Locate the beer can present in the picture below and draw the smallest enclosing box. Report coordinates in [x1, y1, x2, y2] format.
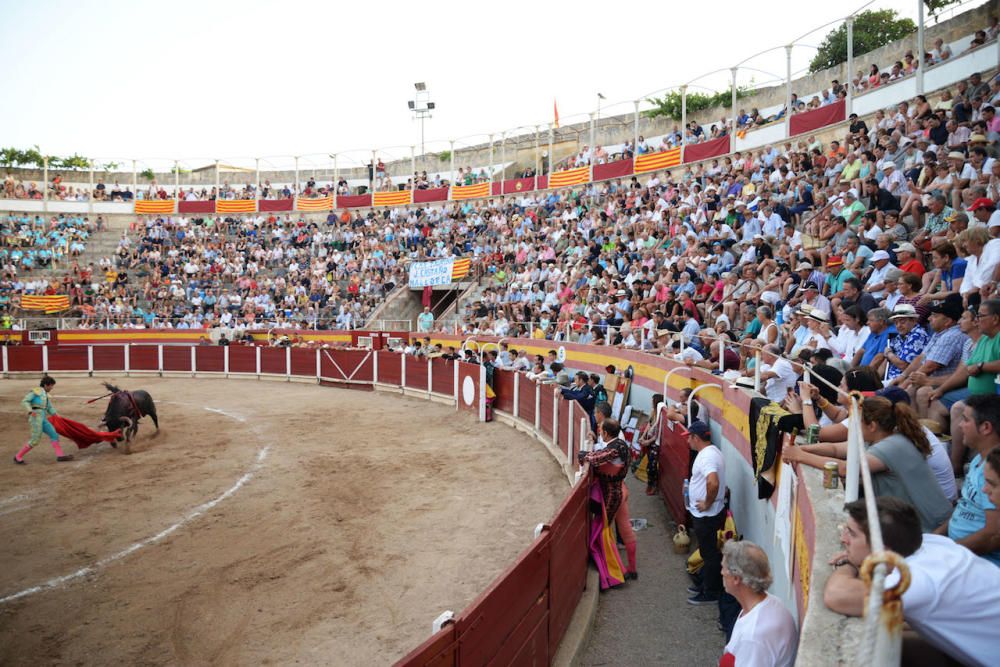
[823, 461, 839, 489]
[806, 424, 820, 444]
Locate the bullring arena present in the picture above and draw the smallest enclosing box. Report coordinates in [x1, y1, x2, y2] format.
[0, 375, 567, 665]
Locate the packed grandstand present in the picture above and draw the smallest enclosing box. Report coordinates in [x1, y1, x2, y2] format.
[4, 4, 1000, 666]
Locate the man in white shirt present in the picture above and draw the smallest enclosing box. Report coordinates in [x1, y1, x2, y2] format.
[824, 497, 1000, 667]
[864, 250, 896, 299]
[721, 541, 798, 667]
[757, 345, 798, 402]
[687, 420, 727, 605]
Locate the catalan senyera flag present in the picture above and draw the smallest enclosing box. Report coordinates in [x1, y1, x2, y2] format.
[373, 190, 412, 207]
[450, 182, 491, 201]
[296, 196, 334, 211]
[134, 199, 175, 214]
[21, 294, 70, 313]
[548, 166, 590, 188]
[216, 199, 256, 213]
[633, 147, 682, 174]
[451, 258, 472, 281]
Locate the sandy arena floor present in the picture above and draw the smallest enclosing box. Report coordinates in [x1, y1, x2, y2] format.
[0, 377, 567, 666]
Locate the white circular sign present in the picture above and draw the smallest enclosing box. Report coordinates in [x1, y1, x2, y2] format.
[556, 346, 566, 363]
[462, 376, 475, 406]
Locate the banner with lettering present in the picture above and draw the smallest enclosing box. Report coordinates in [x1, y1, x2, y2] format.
[408, 258, 461, 287]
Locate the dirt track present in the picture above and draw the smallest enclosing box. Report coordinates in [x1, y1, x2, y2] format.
[0, 377, 567, 665]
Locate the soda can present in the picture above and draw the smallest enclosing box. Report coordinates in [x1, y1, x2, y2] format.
[823, 461, 839, 489]
[806, 424, 820, 444]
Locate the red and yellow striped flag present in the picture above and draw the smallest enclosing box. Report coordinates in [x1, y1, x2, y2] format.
[548, 166, 589, 188]
[451, 258, 472, 281]
[450, 182, 491, 201]
[373, 190, 412, 207]
[633, 148, 681, 174]
[296, 196, 334, 211]
[20, 294, 70, 313]
[135, 200, 175, 214]
[216, 199, 256, 213]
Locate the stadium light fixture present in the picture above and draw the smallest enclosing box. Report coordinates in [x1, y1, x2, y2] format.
[409, 82, 434, 157]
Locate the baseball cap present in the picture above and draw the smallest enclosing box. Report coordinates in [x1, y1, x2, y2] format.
[796, 262, 814, 271]
[687, 420, 711, 440]
[879, 161, 896, 171]
[827, 256, 844, 268]
[969, 197, 996, 212]
[930, 300, 963, 320]
[947, 151, 966, 161]
[871, 250, 891, 262]
[895, 242, 917, 254]
[802, 280, 819, 291]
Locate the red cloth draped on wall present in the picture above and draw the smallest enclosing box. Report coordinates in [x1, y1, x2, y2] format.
[790, 100, 846, 136]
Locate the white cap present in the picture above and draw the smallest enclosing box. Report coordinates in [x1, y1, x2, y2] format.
[872, 250, 891, 262]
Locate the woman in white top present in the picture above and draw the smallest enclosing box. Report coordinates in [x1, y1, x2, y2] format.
[755, 305, 779, 345]
[828, 305, 871, 361]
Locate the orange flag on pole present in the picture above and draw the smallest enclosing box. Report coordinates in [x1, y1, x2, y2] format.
[554, 99, 560, 129]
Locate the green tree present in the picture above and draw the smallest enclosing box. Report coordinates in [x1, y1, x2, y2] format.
[925, 0, 962, 16]
[809, 9, 916, 73]
[140, 168, 155, 180]
[437, 150, 451, 162]
[644, 87, 752, 122]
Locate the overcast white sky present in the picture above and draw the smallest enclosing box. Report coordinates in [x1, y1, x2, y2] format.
[0, 0, 986, 169]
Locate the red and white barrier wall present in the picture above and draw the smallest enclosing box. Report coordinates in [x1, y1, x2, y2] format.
[1, 330, 845, 664]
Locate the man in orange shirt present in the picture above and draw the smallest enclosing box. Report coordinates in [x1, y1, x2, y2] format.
[894, 242, 925, 276]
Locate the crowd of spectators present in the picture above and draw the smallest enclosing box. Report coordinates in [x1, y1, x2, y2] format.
[0, 213, 97, 275]
[1, 20, 999, 664]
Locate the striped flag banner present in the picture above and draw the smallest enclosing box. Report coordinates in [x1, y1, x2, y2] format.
[20, 294, 71, 313]
[633, 148, 682, 174]
[216, 199, 257, 213]
[548, 166, 590, 188]
[296, 196, 334, 211]
[450, 182, 491, 201]
[373, 190, 413, 207]
[134, 200, 175, 214]
[451, 258, 472, 281]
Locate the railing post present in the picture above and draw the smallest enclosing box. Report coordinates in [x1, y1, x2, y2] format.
[846, 393, 862, 502]
[846, 17, 854, 117]
[753, 349, 761, 393]
[315, 348, 320, 381]
[126, 343, 133, 375]
[87, 345, 93, 375]
[513, 372, 520, 419]
[427, 359, 432, 397]
[453, 359, 460, 408]
[191, 345, 197, 376]
[285, 346, 291, 381]
[401, 352, 407, 389]
[916, 0, 925, 96]
[1, 344, 7, 375]
[42, 345, 48, 373]
[552, 388, 559, 449]
[535, 381, 541, 431]
[373, 349, 380, 384]
[225, 345, 231, 376]
[567, 404, 575, 467]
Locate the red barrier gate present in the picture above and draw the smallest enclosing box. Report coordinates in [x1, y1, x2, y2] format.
[492, 368, 516, 414]
[128, 345, 159, 372]
[519, 377, 537, 426]
[658, 421, 690, 524]
[259, 347, 287, 375]
[195, 346, 225, 372]
[430, 358, 454, 396]
[228, 345, 257, 374]
[47, 345, 89, 372]
[7, 346, 43, 372]
[404, 355, 429, 392]
[377, 350, 402, 385]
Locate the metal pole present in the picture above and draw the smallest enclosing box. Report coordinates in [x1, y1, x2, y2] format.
[785, 45, 793, 139]
[916, 0, 925, 95]
[753, 349, 761, 393]
[500, 132, 506, 184]
[633, 100, 639, 156]
[449, 140, 455, 187]
[588, 112, 595, 178]
[131, 159, 136, 204]
[214, 159, 220, 201]
[254, 158, 259, 200]
[411, 145, 416, 188]
[174, 160, 180, 201]
[548, 124, 554, 176]
[488, 134, 494, 185]
[294, 156, 300, 197]
[534, 125, 540, 186]
[332, 154, 338, 207]
[680, 85, 688, 149]
[846, 394, 861, 502]
[846, 17, 855, 116]
[88, 159, 94, 213]
[43, 155, 49, 212]
[730, 67, 740, 130]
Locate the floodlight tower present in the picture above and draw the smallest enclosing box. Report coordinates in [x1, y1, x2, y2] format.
[408, 82, 435, 157]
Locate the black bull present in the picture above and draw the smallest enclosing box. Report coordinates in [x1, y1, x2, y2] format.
[100, 383, 159, 447]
